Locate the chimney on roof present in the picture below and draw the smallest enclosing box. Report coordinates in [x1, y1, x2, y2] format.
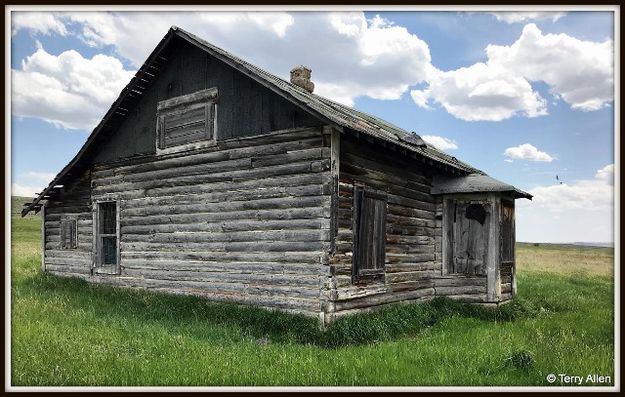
[290, 65, 315, 93]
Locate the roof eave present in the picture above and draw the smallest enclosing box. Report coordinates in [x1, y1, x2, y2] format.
[22, 28, 178, 217]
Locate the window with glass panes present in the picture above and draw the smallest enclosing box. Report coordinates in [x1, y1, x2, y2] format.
[96, 201, 119, 274]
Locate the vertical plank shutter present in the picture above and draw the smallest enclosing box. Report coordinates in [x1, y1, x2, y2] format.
[61, 219, 77, 249]
[353, 186, 387, 282]
[61, 220, 69, 249]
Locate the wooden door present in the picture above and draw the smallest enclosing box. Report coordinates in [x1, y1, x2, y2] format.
[452, 202, 490, 275]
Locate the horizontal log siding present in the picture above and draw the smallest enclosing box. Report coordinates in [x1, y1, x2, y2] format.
[88, 127, 332, 316]
[328, 135, 487, 319]
[43, 170, 93, 277]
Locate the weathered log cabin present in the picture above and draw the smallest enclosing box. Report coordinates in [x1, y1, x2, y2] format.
[22, 26, 531, 324]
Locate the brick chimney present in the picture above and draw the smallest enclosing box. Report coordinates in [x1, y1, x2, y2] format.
[290, 65, 315, 93]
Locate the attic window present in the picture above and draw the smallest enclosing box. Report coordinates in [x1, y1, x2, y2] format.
[156, 87, 218, 152]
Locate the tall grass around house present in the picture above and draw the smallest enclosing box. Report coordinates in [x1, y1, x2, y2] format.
[10, 197, 615, 386]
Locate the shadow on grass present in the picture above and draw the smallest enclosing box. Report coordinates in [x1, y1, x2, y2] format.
[17, 270, 540, 349]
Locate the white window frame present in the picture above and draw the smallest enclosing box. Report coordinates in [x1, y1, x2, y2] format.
[92, 199, 121, 275]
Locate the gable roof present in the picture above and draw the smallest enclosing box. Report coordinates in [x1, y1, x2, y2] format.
[22, 26, 522, 216]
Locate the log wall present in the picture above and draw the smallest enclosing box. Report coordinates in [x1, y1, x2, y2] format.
[44, 127, 333, 317]
[43, 126, 511, 322]
[43, 170, 93, 277]
[327, 135, 487, 320]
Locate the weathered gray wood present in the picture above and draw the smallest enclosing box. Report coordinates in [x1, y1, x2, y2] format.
[94, 147, 328, 187]
[92, 159, 330, 194]
[443, 294, 488, 303]
[121, 250, 325, 263]
[95, 173, 326, 201]
[333, 287, 435, 311]
[441, 199, 454, 275]
[122, 229, 330, 243]
[121, 207, 330, 227]
[121, 197, 330, 222]
[121, 259, 326, 275]
[93, 131, 323, 178]
[119, 187, 329, 217]
[122, 218, 327, 234]
[120, 240, 330, 252]
[487, 194, 501, 302]
[452, 201, 490, 275]
[435, 285, 486, 295]
[157, 86, 218, 111]
[121, 268, 320, 286]
[329, 126, 340, 255]
[41, 204, 46, 272]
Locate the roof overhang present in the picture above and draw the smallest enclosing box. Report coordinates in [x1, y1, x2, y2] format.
[431, 173, 533, 200]
[22, 26, 487, 216]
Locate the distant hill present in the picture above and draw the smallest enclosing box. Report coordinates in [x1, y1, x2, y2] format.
[11, 196, 38, 218]
[571, 242, 614, 248]
[519, 241, 614, 250]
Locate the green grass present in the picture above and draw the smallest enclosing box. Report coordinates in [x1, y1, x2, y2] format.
[10, 202, 615, 386]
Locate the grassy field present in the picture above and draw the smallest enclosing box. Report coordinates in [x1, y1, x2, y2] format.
[10, 197, 615, 387]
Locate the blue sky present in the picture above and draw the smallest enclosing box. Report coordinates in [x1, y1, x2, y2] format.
[10, 10, 616, 243]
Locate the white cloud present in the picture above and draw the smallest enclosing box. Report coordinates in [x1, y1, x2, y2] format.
[519, 164, 614, 213]
[421, 135, 458, 151]
[486, 23, 613, 111]
[516, 167, 615, 243]
[516, 205, 613, 243]
[11, 46, 135, 130]
[527, 180, 613, 211]
[489, 12, 566, 24]
[411, 23, 613, 121]
[410, 89, 431, 109]
[11, 11, 433, 110]
[11, 183, 41, 198]
[413, 63, 547, 121]
[595, 163, 614, 185]
[504, 143, 554, 162]
[11, 12, 68, 36]
[11, 13, 614, 125]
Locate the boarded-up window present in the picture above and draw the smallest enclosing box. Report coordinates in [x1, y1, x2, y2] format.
[96, 201, 119, 274]
[60, 218, 77, 249]
[353, 186, 387, 283]
[452, 201, 490, 275]
[157, 88, 218, 150]
[501, 200, 515, 263]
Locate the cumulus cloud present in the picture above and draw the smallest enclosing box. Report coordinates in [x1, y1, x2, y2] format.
[12, 183, 41, 198]
[11, 13, 614, 125]
[11, 46, 135, 130]
[504, 143, 554, 162]
[11, 12, 68, 36]
[413, 63, 547, 121]
[421, 135, 458, 151]
[13, 11, 433, 108]
[519, 163, 615, 212]
[411, 23, 613, 121]
[489, 12, 566, 24]
[487, 23, 614, 111]
[595, 164, 614, 185]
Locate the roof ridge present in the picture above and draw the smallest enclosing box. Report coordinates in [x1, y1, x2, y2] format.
[22, 25, 483, 216]
[174, 26, 480, 172]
